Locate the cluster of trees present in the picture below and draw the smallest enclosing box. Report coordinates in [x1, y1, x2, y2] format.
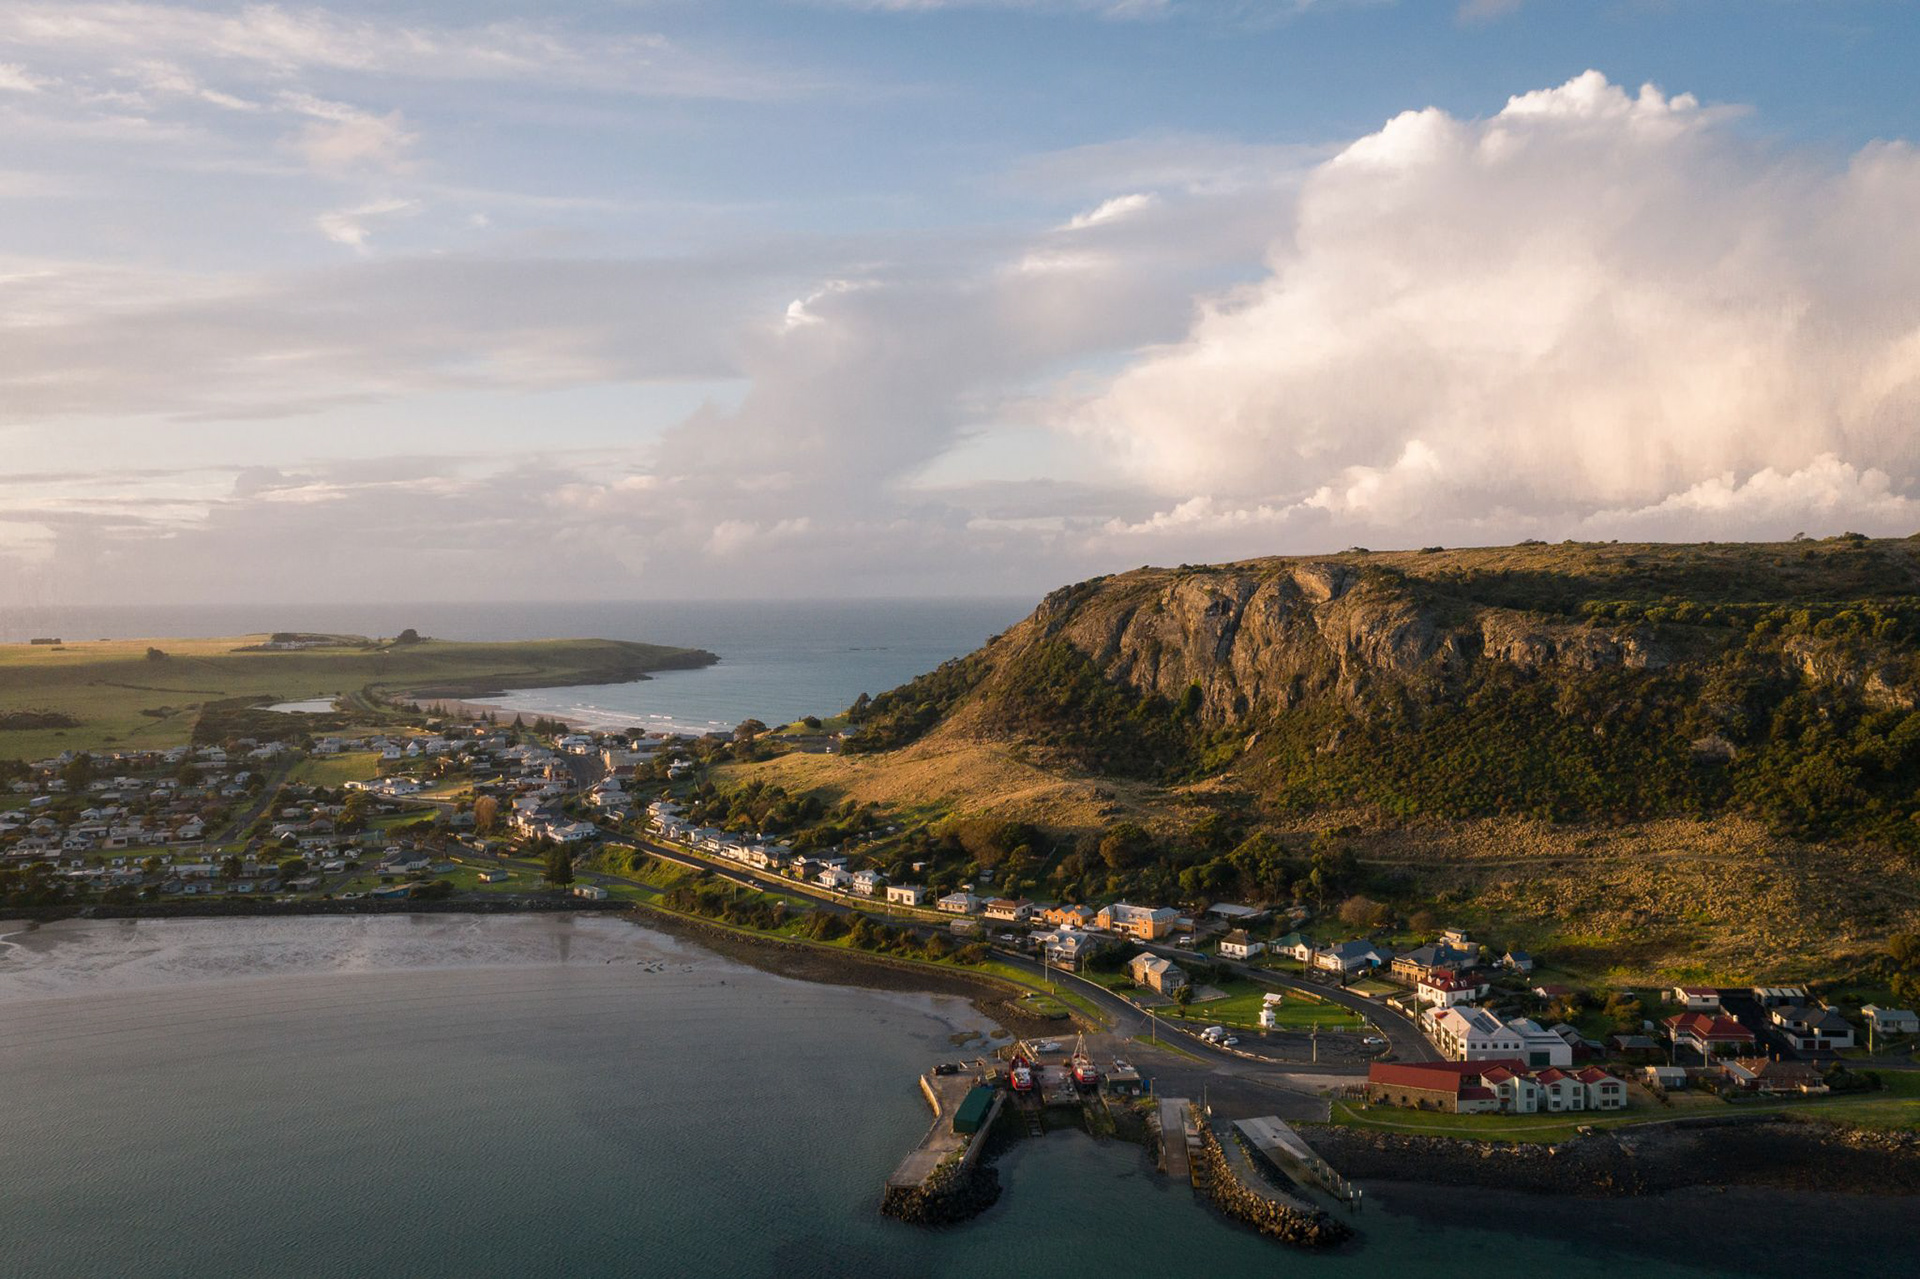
[678, 778, 877, 850]
[657, 880, 988, 965]
[843, 653, 991, 753]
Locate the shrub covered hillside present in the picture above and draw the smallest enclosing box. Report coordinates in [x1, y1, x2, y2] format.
[844, 536, 1920, 850]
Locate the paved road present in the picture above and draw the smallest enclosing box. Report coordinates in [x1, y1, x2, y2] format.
[1140, 942, 1439, 1064]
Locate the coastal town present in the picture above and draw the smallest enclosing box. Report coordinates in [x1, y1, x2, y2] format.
[7, 702, 1917, 1244]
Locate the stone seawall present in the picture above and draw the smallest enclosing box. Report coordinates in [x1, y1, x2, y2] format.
[1193, 1129, 1353, 1248]
[879, 1159, 1002, 1226]
[1304, 1116, 1920, 1197]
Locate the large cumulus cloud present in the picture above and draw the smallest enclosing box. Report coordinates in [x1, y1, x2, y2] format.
[1074, 71, 1920, 544]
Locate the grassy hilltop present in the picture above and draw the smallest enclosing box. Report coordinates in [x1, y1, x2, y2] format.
[0, 634, 715, 758]
[725, 536, 1920, 981]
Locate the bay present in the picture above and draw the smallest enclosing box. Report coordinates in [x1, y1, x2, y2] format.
[0, 917, 1888, 1278]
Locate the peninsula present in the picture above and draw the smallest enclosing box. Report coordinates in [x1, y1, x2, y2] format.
[0, 633, 716, 759]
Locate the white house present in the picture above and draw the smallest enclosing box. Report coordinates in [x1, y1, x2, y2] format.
[1417, 971, 1490, 1008]
[852, 869, 886, 897]
[983, 898, 1033, 923]
[1862, 1005, 1920, 1036]
[938, 891, 980, 915]
[1427, 1008, 1572, 1067]
[1217, 929, 1264, 961]
[886, 884, 927, 907]
[1771, 1005, 1856, 1051]
[1673, 986, 1722, 1012]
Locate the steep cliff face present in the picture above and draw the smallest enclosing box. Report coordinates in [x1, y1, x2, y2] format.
[1008, 558, 1676, 726]
[847, 538, 1920, 842]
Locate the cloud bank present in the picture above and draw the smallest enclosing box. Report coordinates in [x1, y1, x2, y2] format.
[1074, 71, 1920, 547]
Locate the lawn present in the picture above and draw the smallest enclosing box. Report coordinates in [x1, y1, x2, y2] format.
[1327, 1095, 1665, 1143]
[1167, 979, 1367, 1031]
[1328, 1072, 1920, 1141]
[286, 751, 383, 788]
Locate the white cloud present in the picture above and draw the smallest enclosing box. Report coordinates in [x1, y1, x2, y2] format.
[1073, 70, 1920, 544]
[314, 197, 421, 249]
[280, 93, 414, 174]
[0, 4, 797, 99]
[0, 62, 48, 93]
[1064, 191, 1157, 230]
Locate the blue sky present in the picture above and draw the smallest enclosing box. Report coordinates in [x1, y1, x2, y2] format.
[2, 0, 1918, 603]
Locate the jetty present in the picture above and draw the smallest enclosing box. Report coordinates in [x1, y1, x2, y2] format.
[880, 1068, 1005, 1225]
[886, 1070, 999, 1191]
[1157, 1097, 1196, 1180]
[1233, 1115, 1362, 1207]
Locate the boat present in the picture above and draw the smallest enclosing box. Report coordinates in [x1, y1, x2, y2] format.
[1070, 1033, 1098, 1086]
[1009, 1057, 1035, 1091]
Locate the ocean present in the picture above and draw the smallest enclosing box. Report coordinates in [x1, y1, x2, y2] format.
[0, 917, 1903, 1278]
[0, 599, 1029, 734]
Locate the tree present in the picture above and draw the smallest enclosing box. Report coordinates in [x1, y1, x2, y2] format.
[733, 718, 768, 742]
[220, 854, 243, 879]
[1338, 895, 1390, 930]
[1098, 822, 1152, 871]
[1173, 984, 1194, 1012]
[145, 646, 168, 662]
[394, 628, 423, 645]
[544, 846, 575, 887]
[339, 791, 369, 834]
[472, 795, 500, 836]
[61, 753, 94, 792]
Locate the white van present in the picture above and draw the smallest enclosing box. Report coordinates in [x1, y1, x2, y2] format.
[1200, 1025, 1227, 1043]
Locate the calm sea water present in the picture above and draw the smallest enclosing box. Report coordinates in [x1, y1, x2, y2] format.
[0, 599, 1028, 733]
[0, 917, 1889, 1278]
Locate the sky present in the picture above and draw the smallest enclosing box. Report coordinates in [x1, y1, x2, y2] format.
[2, 0, 1918, 604]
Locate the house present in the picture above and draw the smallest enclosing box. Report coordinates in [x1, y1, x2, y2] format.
[572, 884, 608, 900]
[1642, 1064, 1689, 1091]
[852, 869, 886, 897]
[477, 869, 508, 884]
[1501, 949, 1535, 973]
[1312, 939, 1389, 977]
[938, 891, 981, 915]
[1043, 904, 1097, 929]
[1206, 902, 1266, 923]
[1721, 1057, 1829, 1095]
[816, 867, 853, 890]
[1664, 1012, 1756, 1060]
[1416, 971, 1490, 1008]
[1036, 928, 1105, 971]
[1368, 1060, 1625, 1115]
[1862, 1005, 1920, 1036]
[983, 898, 1033, 923]
[1129, 953, 1188, 996]
[1271, 932, 1314, 963]
[1478, 1063, 1543, 1114]
[1611, 1033, 1659, 1056]
[1770, 1005, 1855, 1052]
[886, 884, 927, 907]
[1217, 929, 1264, 961]
[1369, 1060, 1512, 1113]
[1751, 986, 1809, 1008]
[1097, 902, 1179, 941]
[1427, 1008, 1572, 1067]
[1391, 941, 1478, 982]
[1672, 986, 1722, 1012]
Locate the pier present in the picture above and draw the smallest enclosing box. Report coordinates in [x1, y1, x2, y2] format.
[1233, 1116, 1362, 1209]
[886, 1070, 1000, 1191]
[1157, 1097, 1196, 1181]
